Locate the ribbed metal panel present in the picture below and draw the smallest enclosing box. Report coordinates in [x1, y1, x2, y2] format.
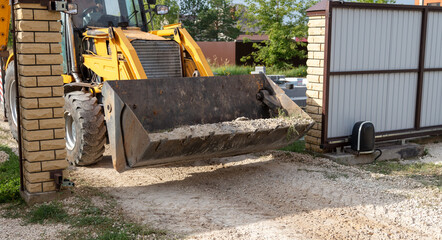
[330, 8, 421, 72]
[425, 12, 442, 69]
[328, 73, 417, 138]
[131, 40, 182, 78]
[420, 71, 442, 127]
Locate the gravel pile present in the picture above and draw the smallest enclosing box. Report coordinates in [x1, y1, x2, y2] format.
[150, 116, 313, 141]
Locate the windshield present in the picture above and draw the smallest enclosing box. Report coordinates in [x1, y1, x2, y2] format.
[72, 0, 144, 29]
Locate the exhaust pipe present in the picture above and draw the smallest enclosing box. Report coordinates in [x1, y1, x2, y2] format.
[65, 13, 81, 83]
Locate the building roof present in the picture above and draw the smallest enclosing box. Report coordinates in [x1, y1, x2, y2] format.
[236, 34, 269, 42]
[306, 0, 328, 16]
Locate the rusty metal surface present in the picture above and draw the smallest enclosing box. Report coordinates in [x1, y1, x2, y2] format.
[103, 84, 127, 172]
[103, 74, 314, 171]
[105, 75, 272, 132]
[126, 122, 312, 168]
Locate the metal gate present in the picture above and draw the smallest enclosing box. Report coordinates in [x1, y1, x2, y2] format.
[323, 2, 442, 148]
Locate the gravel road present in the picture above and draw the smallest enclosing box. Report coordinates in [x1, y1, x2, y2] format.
[71, 147, 441, 240]
[0, 116, 441, 239]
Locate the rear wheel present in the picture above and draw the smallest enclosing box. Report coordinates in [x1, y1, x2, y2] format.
[64, 91, 106, 165]
[4, 61, 18, 141]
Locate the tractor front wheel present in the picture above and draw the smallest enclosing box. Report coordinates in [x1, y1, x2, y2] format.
[64, 91, 106, 165]
[4, 61, 18, 141]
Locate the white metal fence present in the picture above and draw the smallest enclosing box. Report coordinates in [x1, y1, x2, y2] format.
[323, 2, 442, 147]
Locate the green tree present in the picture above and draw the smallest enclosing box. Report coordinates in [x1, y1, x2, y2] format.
[180, 0, 209, 39]
[152, 0, 180, 30]
[180, 0, 240, 41]
[201, 0, 240, 41]
[143, 0, 180, 30]
[240, 0, 317, 69]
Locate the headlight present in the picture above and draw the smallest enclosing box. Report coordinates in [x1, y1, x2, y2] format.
[154, 5, 169, 15]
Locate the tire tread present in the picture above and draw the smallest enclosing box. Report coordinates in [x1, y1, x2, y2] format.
[65, 91, 105, 165]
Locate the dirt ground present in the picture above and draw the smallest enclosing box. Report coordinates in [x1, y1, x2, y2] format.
[0, 117, 441, 239]
[0, 119, 71, 240]
[70, 147, 442, 240]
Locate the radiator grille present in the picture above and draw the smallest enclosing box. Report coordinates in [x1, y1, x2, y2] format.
[131, 40, 182, 78]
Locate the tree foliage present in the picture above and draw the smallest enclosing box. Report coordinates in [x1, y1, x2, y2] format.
[241, 0, 317, 69]
[180, 0, 240, 41]
[144, 0, 180, 30]
[180, 0, 208, 40]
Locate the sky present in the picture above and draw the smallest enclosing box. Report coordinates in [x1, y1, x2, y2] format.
[232, 0, 416, 5]
[397, 0, 415, 4]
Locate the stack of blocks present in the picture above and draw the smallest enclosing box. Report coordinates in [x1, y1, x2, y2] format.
[305, 15, 326, 153]
[14, 3, 67, 195]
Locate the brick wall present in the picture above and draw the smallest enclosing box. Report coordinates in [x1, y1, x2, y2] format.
[15, 3, 67, 195]
[305, 15, 325, 153]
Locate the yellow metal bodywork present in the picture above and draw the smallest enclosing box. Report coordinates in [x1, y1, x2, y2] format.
[5, 53, 13, 70]
[82, 28, 147, 82]
[3, 25, 214, 92]
[151, 25, 214, 77]
[0, 0, 10, 51]
[0, 0, 213, 87]
[81, 26, 214, 92]
[184, 58, 197, 77]
[62, 74, 74, 84]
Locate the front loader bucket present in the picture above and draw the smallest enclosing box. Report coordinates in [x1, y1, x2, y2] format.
[102, 74, 314, 172]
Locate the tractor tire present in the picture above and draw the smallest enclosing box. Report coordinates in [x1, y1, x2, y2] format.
[4, 61, 18, 141]
[64, 91, 106, 165]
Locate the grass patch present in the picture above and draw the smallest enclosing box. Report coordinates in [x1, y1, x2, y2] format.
[212, 65, 254, 76]
[27, 202, 68, 224]
[60, 188, 171, 240]
[0, 146, 21, 203]
[267, 65, 307, 77]
[363, 161, 442, 189]
[81, 206, 102, 215]
[94, 231, 131, 240]
[1, 200, 26, 219]
[72, 215, 112, 227]
[73, 221, 168, 240]
[324, 172, 349, 181]
[280, 140, 305, 153]
[211, 65, 307, 77]
[1, 186, 173, 239]
[93, 223, 168, 240]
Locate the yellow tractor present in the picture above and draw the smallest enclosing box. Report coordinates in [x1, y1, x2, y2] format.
[1, 0, 314, 172]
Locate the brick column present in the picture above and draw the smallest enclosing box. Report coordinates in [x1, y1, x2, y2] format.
[305, 15, 326, 153]
[15, 3, 67, 203]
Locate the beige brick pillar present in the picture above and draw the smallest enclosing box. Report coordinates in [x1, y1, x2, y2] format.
[14, 3, 67, 203]
[305, 15, 326, 153]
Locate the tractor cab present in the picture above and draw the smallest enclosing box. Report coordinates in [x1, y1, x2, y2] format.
[72, 0, 146, 30]
[70, 0, 168, 31]
[60, 0, 171, 84]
